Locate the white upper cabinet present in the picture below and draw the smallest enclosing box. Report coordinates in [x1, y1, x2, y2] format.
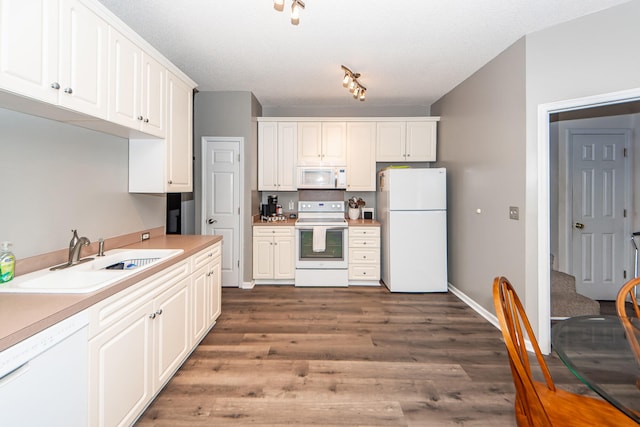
[376, 120, 437, 162]
[258, 121, 297, 191]
[129, 71, 193, 193]
[0, 0, 109, 118]
[0, 0, 58, 103]
[406, 121, 437, 161]
[108, 29, 165, 137]
[165, 71, 193, 192]
[58, 0, 109, 118]
[297, 121, 347, 166]
[346, 122, 376, 191]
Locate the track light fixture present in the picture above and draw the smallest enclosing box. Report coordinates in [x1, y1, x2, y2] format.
[341, 65, 366, 101]
[273, 0, 305, 25]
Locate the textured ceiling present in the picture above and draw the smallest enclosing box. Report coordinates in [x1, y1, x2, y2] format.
[96, 0, 631, 110]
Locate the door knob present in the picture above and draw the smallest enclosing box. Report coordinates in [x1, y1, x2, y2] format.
[575, 222, 585, 229]
[208, 219, 217, 224]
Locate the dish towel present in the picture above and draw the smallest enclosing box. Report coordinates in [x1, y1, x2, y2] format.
[312, 226, 327, 252]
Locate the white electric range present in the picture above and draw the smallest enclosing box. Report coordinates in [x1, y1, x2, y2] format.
[294, 201, 349, 287]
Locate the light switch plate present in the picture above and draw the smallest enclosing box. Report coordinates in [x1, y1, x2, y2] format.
[509, 206, 519, 220]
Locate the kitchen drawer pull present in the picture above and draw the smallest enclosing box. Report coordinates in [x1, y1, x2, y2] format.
[50, 82, 60, 90]
[64, 87, 73, 94]
[137, 115, 144, 121]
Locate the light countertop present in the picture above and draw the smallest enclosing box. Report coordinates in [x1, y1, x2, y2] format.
[0, 234, 222, 352]
[253, 216, 380, 227]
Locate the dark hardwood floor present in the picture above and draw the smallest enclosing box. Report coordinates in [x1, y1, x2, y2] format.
[135, 285, 597, 426]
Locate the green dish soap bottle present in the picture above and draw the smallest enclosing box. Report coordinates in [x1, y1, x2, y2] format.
[0, 241, 15, 283]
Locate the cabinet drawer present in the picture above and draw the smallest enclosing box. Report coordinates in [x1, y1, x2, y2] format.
[349, 227, 380, 237]
[349, 237, 380, 248]
[349, 265, 380, 280]
[193, 242, 221, 270]
[349, 247, 379, 264]
[88, 260, 189, 338]
[253, 226, 294, 237]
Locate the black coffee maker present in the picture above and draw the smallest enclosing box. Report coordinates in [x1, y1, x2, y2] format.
[268, 195, 278, 215]
[262, 195, 278, 217]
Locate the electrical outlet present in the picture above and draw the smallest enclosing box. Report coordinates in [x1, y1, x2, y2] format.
[509, 206, 519, 220]
[141, 232, 150, 241]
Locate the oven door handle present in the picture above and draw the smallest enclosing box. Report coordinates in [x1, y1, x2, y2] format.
[297, 226, 347, 231]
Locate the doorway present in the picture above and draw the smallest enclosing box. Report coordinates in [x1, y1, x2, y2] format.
[202, 137, 244, 287]
[539, 92, 640, 353]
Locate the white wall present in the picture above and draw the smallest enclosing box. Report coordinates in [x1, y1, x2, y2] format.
[0, 108, 165, 259]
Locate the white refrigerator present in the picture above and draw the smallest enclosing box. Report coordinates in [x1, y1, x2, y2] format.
[377, 168, 448, 292]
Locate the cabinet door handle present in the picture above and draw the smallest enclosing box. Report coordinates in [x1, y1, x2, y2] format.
[50, 82, 60, 90]
[137, 115, 144, 121]
[208, 219, 217, 224]
[144, 118, 149, 123]
[149, 313, 156, 319]
[64, 87, 73, 94]
[156, 309, 163, 316]
[168, 180, 173, 184]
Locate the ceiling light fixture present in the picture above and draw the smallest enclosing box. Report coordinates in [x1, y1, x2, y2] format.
[273, 0, 305, 25]
[341, 65, 366, 101]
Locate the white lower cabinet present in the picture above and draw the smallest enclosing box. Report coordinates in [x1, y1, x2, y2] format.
[348, 226, 380, 284]
[88, 241, 221, 427]
[191, 243, 222, 345]
[253, 226, 295, 283]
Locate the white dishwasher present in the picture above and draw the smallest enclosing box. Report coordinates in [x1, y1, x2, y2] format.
[0, 310, 88, 427]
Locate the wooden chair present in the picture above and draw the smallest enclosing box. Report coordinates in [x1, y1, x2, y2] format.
[616, 277, 640, 367]
[493, 276, 637, 426]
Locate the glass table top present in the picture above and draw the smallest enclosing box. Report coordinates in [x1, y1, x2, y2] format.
[552, 315, 640, 423]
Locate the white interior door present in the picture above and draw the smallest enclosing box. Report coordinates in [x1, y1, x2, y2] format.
[570, 130, 630, 300]
[202, 138, 240, 287]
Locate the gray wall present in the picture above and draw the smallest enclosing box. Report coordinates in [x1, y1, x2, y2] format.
[431, 0, 640, 335]
[431, 38, 527, 313]
[193, 91, 261, 285]
[524, 0, 640, 328]
[0, 108, 165, 259]
[263, 105, 430, 117]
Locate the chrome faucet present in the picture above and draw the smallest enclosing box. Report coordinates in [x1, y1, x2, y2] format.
[51, 230, 92, 270]
[68, 229, 80, 261]
[69, 236, 91, 264]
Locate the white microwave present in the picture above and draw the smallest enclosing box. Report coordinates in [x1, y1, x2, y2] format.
[297, 167, 347, 189]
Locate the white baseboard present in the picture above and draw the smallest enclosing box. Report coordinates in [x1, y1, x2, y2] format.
[448, 283, 500, 330]
[448, 283, 535, 353]
[239, 280, 255, 290]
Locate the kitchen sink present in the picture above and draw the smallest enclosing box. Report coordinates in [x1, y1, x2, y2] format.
[0, 248, 184, 294]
